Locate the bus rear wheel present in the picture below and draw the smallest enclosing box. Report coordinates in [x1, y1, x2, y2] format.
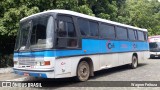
[130, 55, 138, 69]
[76, 61, 90, 81]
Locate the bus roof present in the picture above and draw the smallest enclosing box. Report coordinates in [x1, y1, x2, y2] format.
[21, 9, 147, 32]
[149, 35, 160, 38]
[148, 36, 160, 42]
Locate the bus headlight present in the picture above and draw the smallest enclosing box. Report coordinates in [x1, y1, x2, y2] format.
[44, 61, 50, 66]
[40, 62, 45, 66]
[36, 61, 50, 66]
[36, 62, 41, 66]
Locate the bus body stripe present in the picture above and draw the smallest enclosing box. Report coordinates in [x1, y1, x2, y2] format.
[14, 39, 149, 58]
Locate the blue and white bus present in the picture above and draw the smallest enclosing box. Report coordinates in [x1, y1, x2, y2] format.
[148, 35, 160, 58]
[13, 9, 149, 81]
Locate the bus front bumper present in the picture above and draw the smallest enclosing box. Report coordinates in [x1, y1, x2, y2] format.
[13, 68, 55, 78]
[150, 52, 160, 58]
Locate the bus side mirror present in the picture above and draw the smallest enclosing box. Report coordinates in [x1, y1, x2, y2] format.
[58, 21, 65, 32]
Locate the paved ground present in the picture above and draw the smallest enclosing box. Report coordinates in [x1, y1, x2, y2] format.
[0, 73, 21, 81]
[0, 68, 13, 74]
[1, 58, 160, 90]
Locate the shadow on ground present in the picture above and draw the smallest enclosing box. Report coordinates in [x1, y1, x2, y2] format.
[149, 57, 160, 59]
[22, 63, 148, 89]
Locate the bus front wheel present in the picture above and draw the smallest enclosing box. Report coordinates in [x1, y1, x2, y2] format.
[130, 56, 138, 69]
[76, 61, 90, 81]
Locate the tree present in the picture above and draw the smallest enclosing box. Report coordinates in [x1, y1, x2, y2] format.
[93, 0, 118, 20]
[0, 0, 160, 55]
[116, 0, 160, 36]
[0, 0, 39, 55]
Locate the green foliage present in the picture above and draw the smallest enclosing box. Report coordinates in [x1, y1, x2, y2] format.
[0, 0, 160, 67]
[0, 54, 13, 68]
[97, 13, 110, 19]
[93, 0, 118, 20]
[0, 0, 159, 37]
[56, 0, 78, 10]
[0, 0, 40, 36]
[1, 6, 39, 36]
[117, 0, 160, 36]
[73, 5, 95, 16]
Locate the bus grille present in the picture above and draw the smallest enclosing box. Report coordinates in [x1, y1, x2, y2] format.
[18, 57, 36, 65]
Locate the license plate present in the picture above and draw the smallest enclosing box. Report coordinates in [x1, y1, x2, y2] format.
[155, 56, 158, 57]
[24, 73, 29, 76]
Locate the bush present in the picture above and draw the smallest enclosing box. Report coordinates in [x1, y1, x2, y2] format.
[0, 54, 13, 68]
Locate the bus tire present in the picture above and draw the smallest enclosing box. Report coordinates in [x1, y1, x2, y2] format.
[130, 55, 138, 69]
[76, 61, 90, 81]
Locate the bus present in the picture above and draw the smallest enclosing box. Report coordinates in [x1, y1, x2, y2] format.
[13, 9, 149, 81]
[148, 35, 160, 58]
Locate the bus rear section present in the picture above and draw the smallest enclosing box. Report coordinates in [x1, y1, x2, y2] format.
[149, 36, 160, 58]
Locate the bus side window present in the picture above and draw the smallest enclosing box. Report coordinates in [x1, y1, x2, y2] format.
[57, 38, 68, 48]
[89, 21, 98, 37]
[78, 18, 90, 37]
[57, 15, 78, 48]
[58, 21, 67, 37]
[134, 30, 138, 40]
[57, 20, 67, 48]
[144, 32, 148, 41]
[100, 23, 115, 39]
[116, 26, 128, 40]
[137, 31, 145, 41]
[128, 29, 136, 40]
[66, 22, 77, 47]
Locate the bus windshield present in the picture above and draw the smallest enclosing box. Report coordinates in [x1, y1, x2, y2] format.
[15, 16, 54, 51]
[149, 42, 160, 51]
[149, 42, 160, 48]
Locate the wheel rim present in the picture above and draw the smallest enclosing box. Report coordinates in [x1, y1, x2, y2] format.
[78, 61, 89, 81]
[133, 57, 137, 67]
